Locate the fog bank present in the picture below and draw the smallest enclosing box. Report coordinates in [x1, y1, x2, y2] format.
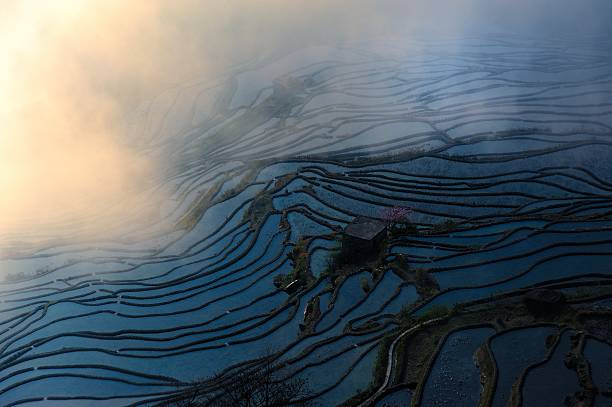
[1, 0, 610, 245]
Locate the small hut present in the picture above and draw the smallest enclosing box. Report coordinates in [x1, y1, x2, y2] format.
[272, 76, 304, 99]
[342, 217, 387, 262]
[523, 289, 566, 314]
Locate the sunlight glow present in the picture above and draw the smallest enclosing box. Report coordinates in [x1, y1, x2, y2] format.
[0, 1, 157, 237]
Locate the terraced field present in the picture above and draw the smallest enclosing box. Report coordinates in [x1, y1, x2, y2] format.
[1, 37, 612, 406]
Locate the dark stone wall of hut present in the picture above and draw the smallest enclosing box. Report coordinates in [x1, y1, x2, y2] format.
[343, 233, 384, 263]
[372, 231, 385, 250]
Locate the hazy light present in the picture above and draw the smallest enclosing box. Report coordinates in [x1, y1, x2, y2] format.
[1, 0, 610, 247]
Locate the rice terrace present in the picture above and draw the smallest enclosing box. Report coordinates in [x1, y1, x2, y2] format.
[1, 1, 612, 406]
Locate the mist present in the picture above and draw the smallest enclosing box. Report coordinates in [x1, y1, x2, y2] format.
[1, 0, 610, 248]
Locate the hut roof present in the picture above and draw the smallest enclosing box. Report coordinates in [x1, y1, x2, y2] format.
[524, 289, 565, 305]
[345, 218, 386, 241]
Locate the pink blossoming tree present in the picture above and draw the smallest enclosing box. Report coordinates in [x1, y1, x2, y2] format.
[380, 205, 412, 224]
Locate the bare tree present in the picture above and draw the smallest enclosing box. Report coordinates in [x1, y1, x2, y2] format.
[165, 356, 313, 407]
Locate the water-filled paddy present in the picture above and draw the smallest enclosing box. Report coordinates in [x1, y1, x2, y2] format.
[2, 37, 612, 405]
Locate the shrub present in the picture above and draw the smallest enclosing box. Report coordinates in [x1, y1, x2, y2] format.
[372, 333, 395, 386]
[243, 191, 273, 228]
[415, 268, 428, 285]
[360, 277, 370, 293]
[389, 222, 417, 238]
[419, 304, 449, 321]
[397, 304, 416, 328]
[273, 274, 287, 288]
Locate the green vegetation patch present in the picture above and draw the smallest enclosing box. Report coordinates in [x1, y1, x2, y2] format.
[389, 255, 440, 298]
[274, 237, 315, 292]
[176, 180, 225, 231]
[243, 190, 274, 229]
[217, 167, 260, 201]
